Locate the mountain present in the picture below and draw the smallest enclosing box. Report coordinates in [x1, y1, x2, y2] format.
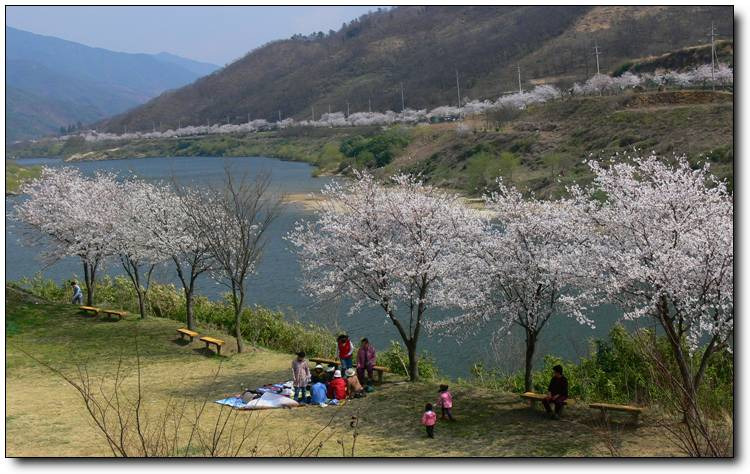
[153, 52, 221, 77]
[5, 27, 219, 142]
[98, 5, 733, 133]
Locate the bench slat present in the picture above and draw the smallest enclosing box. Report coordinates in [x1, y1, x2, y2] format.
[200, 336, 225, 345]
[589, 402, 643, 413]
[178, 328, 199, 337]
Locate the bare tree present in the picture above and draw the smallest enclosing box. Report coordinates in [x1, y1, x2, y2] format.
[186, 167, 282, 353]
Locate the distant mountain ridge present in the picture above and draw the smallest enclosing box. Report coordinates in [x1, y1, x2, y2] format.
[6, 26, 220, 142]
[98, 5, 733, 134]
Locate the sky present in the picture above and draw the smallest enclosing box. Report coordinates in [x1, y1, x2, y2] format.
[6, 6, 380, 65]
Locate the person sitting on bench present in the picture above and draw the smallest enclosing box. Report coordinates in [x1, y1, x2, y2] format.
[543, 365, 568, 419]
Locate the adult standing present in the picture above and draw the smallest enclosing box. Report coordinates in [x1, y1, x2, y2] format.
[356, 338, 376, 386]
[71, 280, 83, 305]
[337, 334, 354, 370]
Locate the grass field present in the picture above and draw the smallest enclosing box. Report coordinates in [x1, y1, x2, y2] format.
[5, 160, 41, 195]
[5, 285, 686, 457]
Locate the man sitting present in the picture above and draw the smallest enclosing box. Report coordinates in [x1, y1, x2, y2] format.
[542, 365, 568, 419]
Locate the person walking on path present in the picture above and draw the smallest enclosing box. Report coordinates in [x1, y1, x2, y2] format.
[356, 338, 376, 386]
[422, 403, 437, 438]
[291, 351, 311, 402]
[71, 281, 83, 305]
[337, 334, 354, 370]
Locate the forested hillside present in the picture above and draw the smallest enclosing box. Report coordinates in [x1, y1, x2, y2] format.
[6, 27, 220, 142]
[99, 5, 733, 133]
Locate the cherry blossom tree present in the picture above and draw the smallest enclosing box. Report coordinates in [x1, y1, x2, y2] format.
[569, 154, 733, 414]
[287, 172, 480, 381]
[108, 179, 170, 319]
[431, 181, 595, 391]
[15, 167, 119, 305]
[185, 169, 282, 353]
[138, 183, 214, 330]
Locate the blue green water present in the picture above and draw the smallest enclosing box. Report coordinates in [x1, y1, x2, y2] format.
[5, 155, 627, 377]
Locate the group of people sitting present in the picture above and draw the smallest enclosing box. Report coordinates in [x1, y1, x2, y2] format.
[290, 335, 377, 406]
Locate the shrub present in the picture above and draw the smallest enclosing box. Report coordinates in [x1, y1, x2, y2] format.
[377, 340, 439, 380]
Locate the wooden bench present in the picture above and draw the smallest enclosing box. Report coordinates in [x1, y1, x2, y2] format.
[308, 357, 392, 383]
[177, 328, 199, 342]
[520, 391, 575, 409]
[101, 309, 127, 320]
[200, 336, 225, 355]
[589, 402, 643, 424]
[79, 306, 100, 316]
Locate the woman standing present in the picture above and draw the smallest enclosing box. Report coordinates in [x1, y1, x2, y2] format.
[356, 338, 376, 386]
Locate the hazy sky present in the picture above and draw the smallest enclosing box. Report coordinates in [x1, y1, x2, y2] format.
[6, 6, 380, 65]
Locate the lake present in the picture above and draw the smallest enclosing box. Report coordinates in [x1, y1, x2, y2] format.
[5, 155, 627, 378]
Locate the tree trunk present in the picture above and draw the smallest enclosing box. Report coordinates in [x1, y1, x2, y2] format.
[406, 339, 419, 382]
[185, 289, 195, 331]
[234, 286, 245, 353]
[524, 329, 538, 392]
[83, 261, 96, 306]
[136, 289, 147, 319]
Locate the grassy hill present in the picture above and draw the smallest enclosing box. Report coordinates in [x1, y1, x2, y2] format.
[98, 5, 733, 133]
[5, 285, 687, 457]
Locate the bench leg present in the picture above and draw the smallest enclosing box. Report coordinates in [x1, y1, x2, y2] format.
[377, 370, 383, 384]
[216, 345, 221, 355]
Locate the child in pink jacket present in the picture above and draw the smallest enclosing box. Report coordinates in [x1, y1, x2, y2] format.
[437, 384, 455, 421]
[421, 403, 437, 438]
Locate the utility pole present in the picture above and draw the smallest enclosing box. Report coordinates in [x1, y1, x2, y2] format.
[517, 64, 523, 93]
[709, 22, 719, 91]
[278, 110, 282, 122]
[455, 69, 462, 115]
[400, 82, 405, 118]
[368, 97, 372, 113]
[247, 113, 250, 123]
[152, 121, 156, 133]
[593, 43, 601, 75]
[312, 105, 315, 121]
[346, 102, 350, 117]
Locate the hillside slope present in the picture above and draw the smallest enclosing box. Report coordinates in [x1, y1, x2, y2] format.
[5, 27, 220, 142]
[99, 5, 733, 133]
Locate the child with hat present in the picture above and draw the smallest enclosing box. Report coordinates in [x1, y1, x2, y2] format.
[327, 369, 348, 401]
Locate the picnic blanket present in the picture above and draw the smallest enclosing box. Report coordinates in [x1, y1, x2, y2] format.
[215, 392, 300, 410]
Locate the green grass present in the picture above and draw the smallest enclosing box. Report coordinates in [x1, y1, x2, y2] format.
[5, 284, 691, 457]
[5, 160, 41, 194]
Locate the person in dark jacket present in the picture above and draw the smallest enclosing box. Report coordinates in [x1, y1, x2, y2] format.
[542, 365, 568, 418]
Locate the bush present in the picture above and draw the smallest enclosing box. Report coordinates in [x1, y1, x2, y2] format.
[468, 324, 733, 409]
[339, 127, 411, 168]
[377, 340, 439, 380]
[14, 276, 337, 359]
